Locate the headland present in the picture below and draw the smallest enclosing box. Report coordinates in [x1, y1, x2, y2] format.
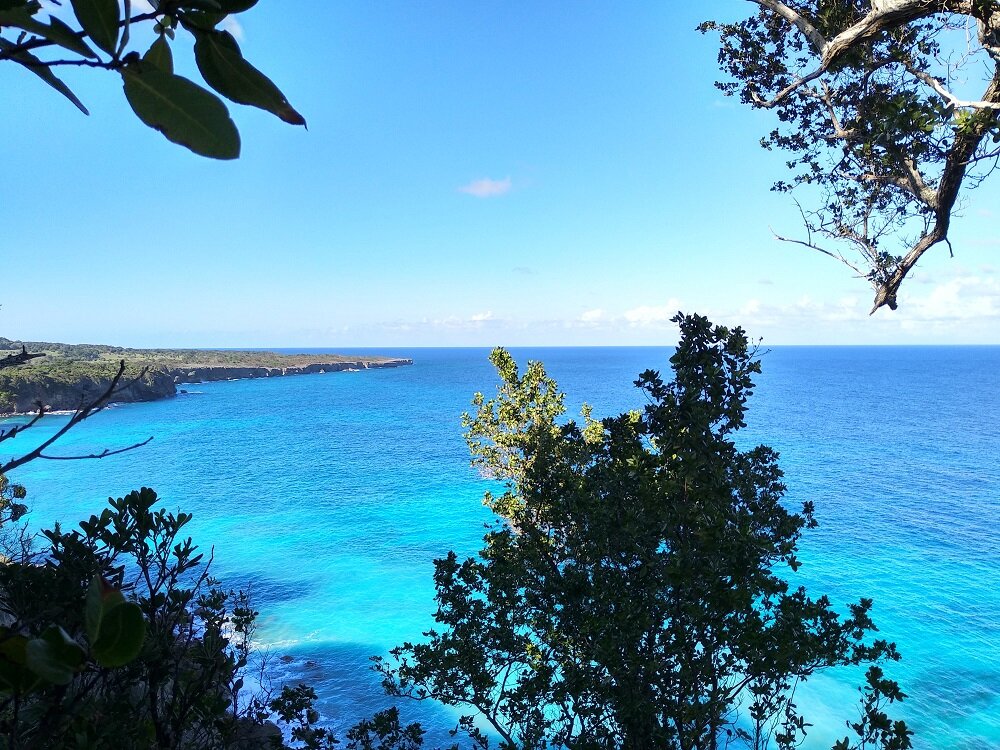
[0, 338, 411, 415]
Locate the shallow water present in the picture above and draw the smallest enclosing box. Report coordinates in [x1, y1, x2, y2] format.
[5, 346, 998, 748]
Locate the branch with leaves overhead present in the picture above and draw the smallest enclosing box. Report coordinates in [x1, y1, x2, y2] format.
[0, 0, 305, 159]
[702, 1, 1000, 313]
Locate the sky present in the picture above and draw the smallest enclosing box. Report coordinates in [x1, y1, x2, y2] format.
[2, 2, 998, 347]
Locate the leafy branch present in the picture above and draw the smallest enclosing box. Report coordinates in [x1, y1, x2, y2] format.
[0, 0, 306, 158]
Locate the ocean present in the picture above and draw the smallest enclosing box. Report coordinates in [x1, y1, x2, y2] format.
[4, 346, 998, 749]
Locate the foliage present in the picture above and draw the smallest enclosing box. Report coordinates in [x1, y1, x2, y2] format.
[0, 337, 397, 371]
[377, 313, 911, 750]
[0, 486, 338, 748]
[0, 0, 305, 159]
[701, 1, 1000, 312]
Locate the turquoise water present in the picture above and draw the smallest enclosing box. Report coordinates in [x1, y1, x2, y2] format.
[4, 347, 998, 749]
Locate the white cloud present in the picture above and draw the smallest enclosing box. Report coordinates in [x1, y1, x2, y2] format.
[904, 275, 1000, 321]
[470, 311, 494, 322]
[459, 177, 512, 198]
[221, 15, 245, 41]
[623, 300, 682, 327]
[579, 308, 606, 324]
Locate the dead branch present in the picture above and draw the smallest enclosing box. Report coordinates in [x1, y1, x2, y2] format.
[0, 346, 44, 371]
[0, 360, 154, 475]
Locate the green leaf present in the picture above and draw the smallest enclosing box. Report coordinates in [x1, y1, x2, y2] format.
[93, 601, 145, 667]
[217, 0, 257, 12]
[121, 64, 240, 159]
[0, 5, 97, 59]
[69, 0, 119, 56]
[143, 34, 173, 73]
[25, 627, 84, 685]
[46, 16, 98, 58]
[180, 0, 222, 9]
[0, 38, 89, 114]
[0, 0, 33, 10]
[194, 30, 305, 126]
[180, 9, 226, 29]
[85, 575, 105, 643]
[0, 8, 99, 59]
[0, 632, 37, 694]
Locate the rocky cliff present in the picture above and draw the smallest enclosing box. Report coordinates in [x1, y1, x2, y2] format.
[1, 370, 177, 414]
[172, 359, 410, 384]
[0, 358, 412, 415]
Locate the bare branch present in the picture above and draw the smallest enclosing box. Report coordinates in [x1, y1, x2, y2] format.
[904, 62, 1000, 110]
[0, 346, 44, 371]
[771, 228, 870, 278]
[36, 436, 154, 461]
[0, 360, 153, 474]
[750, 67, 827, 108]
[751, 0, 828, 54]
[0, 407, 46, 445]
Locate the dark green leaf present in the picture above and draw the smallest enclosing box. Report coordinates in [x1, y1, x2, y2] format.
[93, 601, 145, 667]
[0, 8, 98, 60]
[179, 0, 222, 9]
[121, 64, 240, 159]
[0, 38, 89, 114]
[84, 575, 105, 643]
[25, 627, 84, 685]
[180, 9, 226, 29]
[143, 34, 173, 73]
[69, 0, 119, 56]
[194, 30, 305, 126]
[0, 0, 33, 11]
[0, 632, 33, 693]
[217, 0, 257, 12]
[47, 16, 98, 58]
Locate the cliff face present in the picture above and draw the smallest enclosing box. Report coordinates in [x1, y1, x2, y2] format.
[173, 359, 411, 383]
[4, 371, 177, 413]
[0, 359, 412, 414]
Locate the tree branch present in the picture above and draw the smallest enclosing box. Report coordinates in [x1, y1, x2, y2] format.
[751, 0, 828, 54]
[904, 62, 1000, 110]
[0, 346, 44, 371]
[871, 72, 1000, 312]
[0, 360, 153, 474]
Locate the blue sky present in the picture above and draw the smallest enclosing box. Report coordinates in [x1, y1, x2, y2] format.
[2, 1, 998, 347]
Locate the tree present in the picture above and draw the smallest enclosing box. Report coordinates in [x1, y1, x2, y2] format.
[700, 2, 1000, 313]
[377, 313, 911, 750]
[0, 0, 305, 159]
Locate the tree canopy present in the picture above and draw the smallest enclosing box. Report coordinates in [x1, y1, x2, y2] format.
[702, 1, 1000, 313]
[0, 0, 305, 159]
[378, 313, 911, 750]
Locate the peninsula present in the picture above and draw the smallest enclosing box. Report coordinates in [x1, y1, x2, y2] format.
[0, 338, 412, 415]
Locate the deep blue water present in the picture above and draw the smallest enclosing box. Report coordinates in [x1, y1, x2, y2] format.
[3, 347, 998, 749]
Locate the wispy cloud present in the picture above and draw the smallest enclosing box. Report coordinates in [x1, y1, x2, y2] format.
[470, 311, 494, 322]
[459, 177, 512, 198]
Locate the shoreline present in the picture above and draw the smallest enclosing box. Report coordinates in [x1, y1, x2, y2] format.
[0, 356, 413, 416]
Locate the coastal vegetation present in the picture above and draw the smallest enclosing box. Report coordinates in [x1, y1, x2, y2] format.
[0, 338, 411, 415]
[0, 484, 378, 749]
[4, 1, 978, 747]
[377, 313, 910, 750]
